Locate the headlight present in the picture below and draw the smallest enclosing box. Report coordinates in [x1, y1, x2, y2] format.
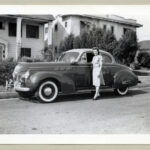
[21, 71, 30, 79]
[12, 71, 15, 78]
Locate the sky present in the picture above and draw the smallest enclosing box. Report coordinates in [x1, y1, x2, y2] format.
[0, 5, 149, 42]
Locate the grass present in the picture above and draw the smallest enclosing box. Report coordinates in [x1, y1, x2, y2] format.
[0, 86, 14, 92]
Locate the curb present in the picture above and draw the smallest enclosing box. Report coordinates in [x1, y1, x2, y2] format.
[0, 92, 18, 99]
[134, 70, 150, 76]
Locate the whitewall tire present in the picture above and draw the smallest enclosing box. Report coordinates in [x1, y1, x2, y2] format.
[114, 87, 129, 96]
[37, 81, 58, 103]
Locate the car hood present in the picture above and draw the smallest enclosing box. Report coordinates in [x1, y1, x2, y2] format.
[13, 61, 69, 73]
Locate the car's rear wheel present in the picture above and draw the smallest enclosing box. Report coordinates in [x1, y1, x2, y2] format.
[114, 87, 129, 96]
[36, 80, 58, 103]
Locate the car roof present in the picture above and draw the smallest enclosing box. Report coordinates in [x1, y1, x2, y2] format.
[67, 48, 108, 54]
[66, 48, 116, 63]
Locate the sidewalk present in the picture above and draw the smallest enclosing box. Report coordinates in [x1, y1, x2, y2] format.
[134, 69, 150, 76]
[0, 91, 18, 99]
[137, 76, 150, 88]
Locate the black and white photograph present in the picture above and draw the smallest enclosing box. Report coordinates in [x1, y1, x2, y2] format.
[0, 5, 150, 138]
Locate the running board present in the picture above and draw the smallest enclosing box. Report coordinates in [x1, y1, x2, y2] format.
[59, 86, 113, 96]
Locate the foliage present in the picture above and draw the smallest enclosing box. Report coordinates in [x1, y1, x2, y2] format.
[137, 52, 150, 68]
[59, 27, 138, 66]
[113, 30, 138, 65]
[42, 46, 53, 61]
[59, 34, 74, 52]
[18, 56, 47, 62]
[0, 58, 17, 86]
[130, 62, 141, 70]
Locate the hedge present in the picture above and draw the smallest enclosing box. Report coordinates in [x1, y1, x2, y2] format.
[137, 52, 150, 68]
[0, 59, 17, 86]
[0, 57, 48, 86]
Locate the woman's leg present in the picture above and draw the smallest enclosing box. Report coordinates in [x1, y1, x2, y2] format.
[94, 86, 100, 99]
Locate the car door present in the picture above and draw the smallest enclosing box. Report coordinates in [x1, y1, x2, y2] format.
[72, 52, 93, 90]
[102, 53, 114, 86]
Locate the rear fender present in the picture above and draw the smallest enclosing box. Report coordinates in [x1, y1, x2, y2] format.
[28, 72, 76, 93]
[114, 69, 138, 89]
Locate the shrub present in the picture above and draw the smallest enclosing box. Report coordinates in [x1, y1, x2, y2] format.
[18, 56, 46, 62]
[113, 30, 138, 66]
[0, 59, 17, 86]
[130, 62, 141, 70]
[137, 52, 150, 68]
[19, 56, 33, 62]
[59, 34, 75, 52]
[58, 28, 138, 66]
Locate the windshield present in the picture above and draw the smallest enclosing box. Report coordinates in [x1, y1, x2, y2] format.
[58, 52, 79, 63]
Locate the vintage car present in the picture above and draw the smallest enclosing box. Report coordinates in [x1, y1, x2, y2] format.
[13, 49, 140, 103]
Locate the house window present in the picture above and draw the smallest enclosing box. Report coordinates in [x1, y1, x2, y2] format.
[54, 24, 58, 32]
[0, 21, 4, 29]
[3, 50, 5, 58]
[26, 25, 39, 38]
[80, 21, 90, 35]
[65, 22, 67, 28]
[55, 24, 58, 31]
[123, 28, 131, 35]
[21, 48, 31, 57]
[111, 26, 114, 34]
[54, 46, 58, 54]
[123, 28, 127, 34]
[9, 22, 16, 36]
[103, 24, 107, 31]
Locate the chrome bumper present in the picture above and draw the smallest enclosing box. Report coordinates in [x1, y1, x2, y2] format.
[14, 82, 30, 92]
[14, 86, 30, 92]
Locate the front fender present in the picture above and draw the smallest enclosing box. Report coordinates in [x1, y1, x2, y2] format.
[114, 69, 139, 89]
[28, 71, 76, 93]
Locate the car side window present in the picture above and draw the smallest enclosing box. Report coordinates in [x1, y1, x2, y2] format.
[80, 53, 87, 63]
[102, 54, 112, 63]
[87, 52, 94, 63]
[79, 52, 94, 64]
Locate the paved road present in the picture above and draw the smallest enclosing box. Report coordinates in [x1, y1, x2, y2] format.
[0, 87, 150, 134]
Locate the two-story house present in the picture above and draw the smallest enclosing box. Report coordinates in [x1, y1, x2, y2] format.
[0, 15, 54, 62]
[52, 14, 142, 57]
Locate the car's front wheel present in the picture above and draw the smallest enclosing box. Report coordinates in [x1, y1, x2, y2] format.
[36, 80, 58, 103]
[114, 87, 129, 96]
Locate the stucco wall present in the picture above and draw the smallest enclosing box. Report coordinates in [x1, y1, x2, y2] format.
[70, 16, 136, 40]
[52, 16, 72, 56]
[52, 15, 137, 53]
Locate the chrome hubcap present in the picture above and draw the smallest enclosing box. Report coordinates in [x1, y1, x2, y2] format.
[44, 87, 52, 96]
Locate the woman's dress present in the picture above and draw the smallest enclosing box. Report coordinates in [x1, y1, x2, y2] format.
[92, 55, 103, 87]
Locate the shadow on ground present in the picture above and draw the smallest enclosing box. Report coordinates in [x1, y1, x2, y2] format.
[19, 88, 148, 104]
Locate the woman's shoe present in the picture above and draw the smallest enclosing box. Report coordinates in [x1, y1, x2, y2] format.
[93, 95, 100, 100]
[93, 95, 98, 100]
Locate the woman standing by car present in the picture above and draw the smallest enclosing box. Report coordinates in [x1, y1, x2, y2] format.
[92, 47, 103, 100]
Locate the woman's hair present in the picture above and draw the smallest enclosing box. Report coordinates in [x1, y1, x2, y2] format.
[92, 47, 99, 54]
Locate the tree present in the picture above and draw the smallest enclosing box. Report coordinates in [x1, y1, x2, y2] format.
[113, 30, 138, 65]
[98, 30, 117, 54]
[80, 32, 90, 48]
[59, 34, 75, 52]
[58, 28, 138, 66]
[137, 52, 150, 67]
[73, 36, 81, 48]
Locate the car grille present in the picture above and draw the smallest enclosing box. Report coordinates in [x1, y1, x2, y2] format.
[14, 73, 22, 82]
